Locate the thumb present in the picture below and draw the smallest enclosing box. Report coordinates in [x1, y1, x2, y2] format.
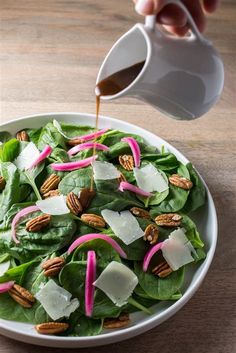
[134, 0, 167, 16]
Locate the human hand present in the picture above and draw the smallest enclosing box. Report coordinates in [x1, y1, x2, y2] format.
[133, 0, 219, 35]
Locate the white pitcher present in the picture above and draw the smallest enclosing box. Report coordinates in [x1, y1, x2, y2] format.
[96, 0, 224, 120]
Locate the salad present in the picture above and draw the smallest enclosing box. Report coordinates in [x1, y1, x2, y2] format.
[0, 120, 206, 336]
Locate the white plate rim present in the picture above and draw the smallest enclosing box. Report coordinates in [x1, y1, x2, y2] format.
[0, 112, 217, 347]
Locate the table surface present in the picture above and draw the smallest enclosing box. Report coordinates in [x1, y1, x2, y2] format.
[0, 0, 235, 352]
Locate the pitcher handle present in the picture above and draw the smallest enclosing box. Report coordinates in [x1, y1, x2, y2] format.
[145, 0, 204, 42]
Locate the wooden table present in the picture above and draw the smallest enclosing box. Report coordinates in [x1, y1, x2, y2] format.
[0, 0, 235, 352]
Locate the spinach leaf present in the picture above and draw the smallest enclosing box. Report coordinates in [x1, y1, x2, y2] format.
[97, 130, 144, 146]
[93, 290, 122, 319]
[151, 163, 190, 213]
[134, 262, 184, 300]
[0, 163, 20, 222]
[141, 152, 179, 171]
[7, 213, 76, 262]
[0, 131, 12, 143]
[60, 123, 95, 139]
[38, 122, 66, 150]
[69, 316, 103, 337]
[59, 167, 143, 214]
[0, 260, 35, 284]
[183, 163, 206, 213]
[27, 127, 43, 145]
[181, 214, 204, 248]
[48, 147, 70, 163]
[0, 138, 20, 162]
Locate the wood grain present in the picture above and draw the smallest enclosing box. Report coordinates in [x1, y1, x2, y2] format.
[0, 0, 235, 352]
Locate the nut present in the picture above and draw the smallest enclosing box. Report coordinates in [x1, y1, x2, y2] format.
[118, 172, 127, 183]
[67, 138, 83, 147]
[26, 214, 51, 232]
[81, 213, 106, 228]
[40, 174, 61, 195]
[130, 207, 150, 219]
[143, 224, 159, 245]
[155, 213, 182, 227]
[41, 257, 65, 277]
[43, 189, 60, 199]
[35, 322, 69, 335]
[103, 313, 130, 329]
[152, 261, 173, 278]
[118, 155, 134, 171]
[0, 176, 6, 192]
[169, 174, 193, 190]
[9, 284, 35, 308]
[66, 192, 83, 215]
[16, 130, 29, 141]
[78, 188, 96, 210]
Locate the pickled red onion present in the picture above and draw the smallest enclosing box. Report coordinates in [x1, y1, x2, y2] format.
[51, 155, 98, 171]
[121, 137, 141, 167]
[0, 281, 15, 293]
[143, 242, 164, 272]
[71, 128, 109, 142]
[68, 233, 127, 258]
[11, 205, 40, 244]
[68, 142, 109, 156]
[119, 181, 152, 197]
[85, 250, 96, 317]
[28, 145, 52, 169]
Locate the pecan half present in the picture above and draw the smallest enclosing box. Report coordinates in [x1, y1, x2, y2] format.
[16, 130, 29, 141]
[81, 213, 106, 228]
[155, 213, 182, 227]
[103, 313, 130, 329]
[0, 176, 6, 192]
[43, 189, 60, 199]
[35, 322, 69, 335]
[79, 188, 96, 210]
[26, 214, 51, 232]
[118, 155, 134, 171]
[118, 172, 127, 183]
[41, 257, 65, 277]
[66, 192, 83, 215]
[169, 174, 193, 190]
[9, 284, 35, 308]
[67, 138, 83, 147]
[152, 261, 173, 278]
[130, 207, 150, 219]
[40, 174, 61, 195]
[143, 224, 159, 245]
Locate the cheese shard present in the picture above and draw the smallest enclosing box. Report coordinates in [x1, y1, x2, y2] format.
[93, 261, 138, 307]
[35, 279, 79, 320]
[101, 209, 144, 245]
[162, 228, 194, 271]
[92, 161, 120, 180]
[14, 142, 40, 171]
[133, 164, 169, 193]
[36, 195, 70, 215]
[0, 261, 10, 277]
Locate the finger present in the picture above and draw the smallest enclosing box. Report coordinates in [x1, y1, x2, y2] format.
[134, 0, 167, 16]
[156, 4, 187, 27]
[162, 24, 189, 37]
[182, 0, 206, 32]
[202, 0, 220, 13]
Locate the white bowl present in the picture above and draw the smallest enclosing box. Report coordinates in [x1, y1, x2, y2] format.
[0, 113, 217, 348]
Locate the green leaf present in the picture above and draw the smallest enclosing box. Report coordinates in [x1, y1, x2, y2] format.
[0, 131, 12, 143]
[69, 316, 103, 337]
[0, 163, 20, 222]
[134, 262, 185, 300]
[0, 139, 20, 162]
[38, 122, 66, 150]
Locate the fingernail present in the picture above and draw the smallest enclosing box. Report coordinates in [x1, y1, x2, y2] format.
[135, 0, 154, 15]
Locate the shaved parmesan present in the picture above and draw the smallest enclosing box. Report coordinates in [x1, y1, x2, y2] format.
[133, 164, 169, 193]
[36, 195, 70, 215]
[93, 261, 138, 307]
[35, 279, 79, 320]
[101, 209, 144, 245]
[14, 142, 40, 171]
[92, 161, 120, 180]
[0, 261, 10, 276]
[162, 228, 194, 271]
